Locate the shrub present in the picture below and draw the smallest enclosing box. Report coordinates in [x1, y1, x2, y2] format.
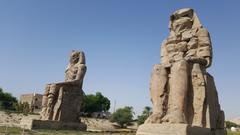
[109, 106, 134, 128]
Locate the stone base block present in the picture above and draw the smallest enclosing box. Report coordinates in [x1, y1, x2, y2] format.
[215, 129, 227, 135]
[23, 119, 87, 131]
[136, 124, 213, 135]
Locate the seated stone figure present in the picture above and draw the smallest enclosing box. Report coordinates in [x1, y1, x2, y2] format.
[40, 50, 86, 123]
[144, 8, 225, 131]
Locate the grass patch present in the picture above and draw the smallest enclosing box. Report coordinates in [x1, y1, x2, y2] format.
[228, 131, 240, 135]
[0, 127, 86, 135]
[0, 126, 25, 134]
[31, 129, 86, 135]
[3, 126, 239, 135]
[0, 126, 135, 135]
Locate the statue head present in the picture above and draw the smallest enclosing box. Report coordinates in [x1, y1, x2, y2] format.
[169, 8, 202, 33]
[70, 50, 86, 65]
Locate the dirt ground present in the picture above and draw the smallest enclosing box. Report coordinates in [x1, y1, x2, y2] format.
[0, 126, 135, 135]
[0, 111, 137, 134]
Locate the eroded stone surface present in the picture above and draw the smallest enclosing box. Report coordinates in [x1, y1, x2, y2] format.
[137, 124, 211, 135]
[140, 8, 226, 135]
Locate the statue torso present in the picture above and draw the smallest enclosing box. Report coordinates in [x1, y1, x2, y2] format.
[164, 28, 199, 63]
[65, 63, 81, 81]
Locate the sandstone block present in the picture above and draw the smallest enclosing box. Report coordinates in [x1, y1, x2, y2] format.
[136, 124, 211, 135]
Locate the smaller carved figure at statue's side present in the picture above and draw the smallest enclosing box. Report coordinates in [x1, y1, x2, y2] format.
[40, 85, 50, 120]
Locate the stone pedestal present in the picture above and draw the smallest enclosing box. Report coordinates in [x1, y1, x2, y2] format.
[136, 124, 224, 135]
[21, 119, 87, 131]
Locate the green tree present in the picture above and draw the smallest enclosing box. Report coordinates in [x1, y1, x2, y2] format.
[96, 92, 110, 112]
[81, 92, 110, 114]
[225, 121, 239, 129]
[137, 106, 152, 125]
[109, 106, 134, 128]
[0, 88, 18, 110]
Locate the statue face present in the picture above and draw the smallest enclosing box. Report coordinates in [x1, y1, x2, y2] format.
[172, 17, 193, 33]
[70, 52, 80, 64]
[170, 8, 194, 33]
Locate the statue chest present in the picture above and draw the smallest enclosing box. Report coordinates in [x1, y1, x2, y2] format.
[165, 29, 199, 60]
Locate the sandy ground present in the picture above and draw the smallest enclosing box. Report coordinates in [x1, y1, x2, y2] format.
[0, 111, 39, 127]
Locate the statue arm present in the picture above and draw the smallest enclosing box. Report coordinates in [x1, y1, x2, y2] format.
[186, 28, 212, 67]
[54, 65, 86, 86]
[74, 64, 87, 82]
[196, 28, 212, 68]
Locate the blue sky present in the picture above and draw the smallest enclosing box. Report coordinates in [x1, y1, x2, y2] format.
[0, 0, 239, 118]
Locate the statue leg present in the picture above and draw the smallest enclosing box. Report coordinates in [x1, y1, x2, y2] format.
[163, 60, 188, 123]
[192, 63, 206, 126]
[145, 64, 168, 123]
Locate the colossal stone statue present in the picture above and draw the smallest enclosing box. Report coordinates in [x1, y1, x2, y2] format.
[41, 50, 86, 122]
[21, 50, 87, 130]
[136, 8, 226, 135]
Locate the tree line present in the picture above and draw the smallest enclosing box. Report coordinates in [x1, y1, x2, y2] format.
[0, 88, 17, 110]
[0, 88, 111, 115]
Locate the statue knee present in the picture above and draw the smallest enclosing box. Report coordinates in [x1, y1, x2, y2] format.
[175, 60, 188, 72]
[153, 64, 167, 75]
[45, 84, 51, 88]
[50, 84, 57, 89]
[49, 84, 58, 95]
[179, 59, 188, 66]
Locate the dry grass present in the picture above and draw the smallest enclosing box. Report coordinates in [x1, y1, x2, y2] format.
[228, 131, 240, 135]
[2, 126, 240, 135]
[0, 126, 135, 135]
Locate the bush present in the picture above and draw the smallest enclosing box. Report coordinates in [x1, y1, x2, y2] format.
[81, 92, 110, 115]
[109, 106, 134, 128]
[137, 106, 152, 125]
[226, 121, 240, 129]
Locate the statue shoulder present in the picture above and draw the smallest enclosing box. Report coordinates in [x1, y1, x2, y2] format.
[161, 39, 167, 46]
[76, 63, 87, 72]
[197, 28, 210, 37]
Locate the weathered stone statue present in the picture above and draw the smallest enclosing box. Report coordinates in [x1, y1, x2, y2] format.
[41, 50, 86, 122]
[41, 51, 87, 122]
[137, 8, 226, 135]
[25, 51, 87, 130]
